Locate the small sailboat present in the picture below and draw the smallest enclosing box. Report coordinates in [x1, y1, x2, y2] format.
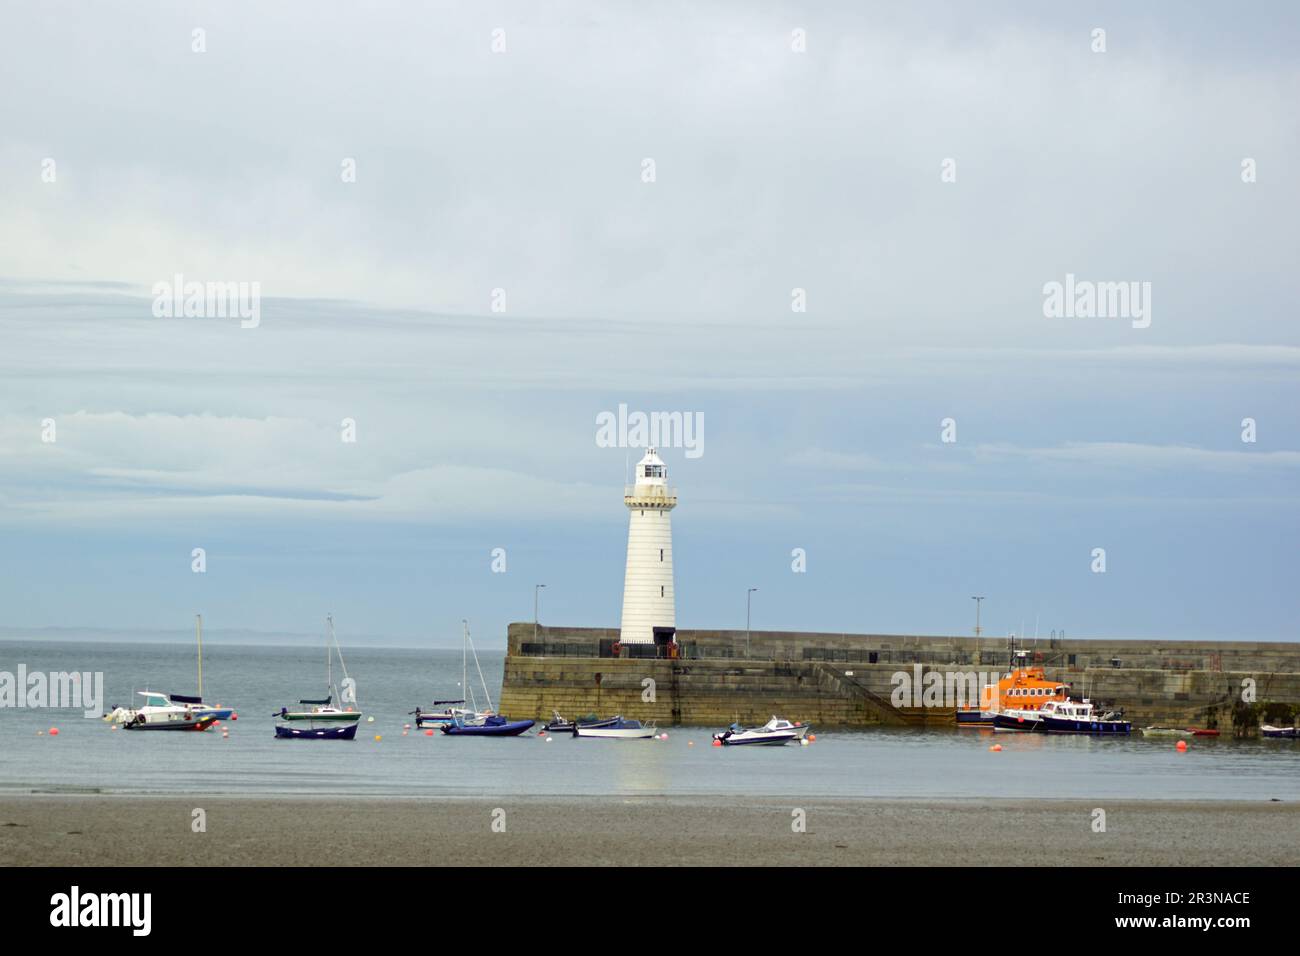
[274, 615, 362, 740]
[434, 620, 535, 737]
[175, 614, 233, 722]
[713, 716, 810, 746]
[411, 620, 495, 729]
[573, 717, 657, 739]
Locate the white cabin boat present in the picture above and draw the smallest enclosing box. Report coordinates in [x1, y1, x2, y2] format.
[714, 716, 811, 746]
[105, 691, 219, 731]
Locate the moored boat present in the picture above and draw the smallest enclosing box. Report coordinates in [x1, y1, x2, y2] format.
[274, 615, 362, 741]
[412, 621, 496, 729]
[1260, 725, 1299, 739]
[573, 717, 657, 739]
[958, 651, 1071, 727]
[106, 691, 220, 731]
[543, 711, 622, 733]
[714, 716, 810, 746]
[440, 714, 535, 737]
[1142, 726, 1193, 738]
[1033, 699, 1131, 735]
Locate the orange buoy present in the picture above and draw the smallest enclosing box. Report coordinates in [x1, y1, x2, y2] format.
[231, 713, 238, 720]
[712, 738, 722, 747]
[49, 728, 59, 736]
[1176, 740, 1188, 752]
[374, 734, 382, 742]
[991, 744, 1003, 752]
[425, 729, 434, 736]
[808, 733, 816, 742]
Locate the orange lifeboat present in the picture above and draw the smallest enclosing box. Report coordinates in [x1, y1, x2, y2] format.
[956, 653, 1070, 726]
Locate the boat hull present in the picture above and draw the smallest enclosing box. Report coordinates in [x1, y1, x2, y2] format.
[1261, 726, 1298, 739]
[275, 722, 359, 740]
[1038, 716, 1131, 735]
[716, 731, 798, 746]
[279, 712, 362, 722]
[123, 716, 218, 732]
[574, 726, 658, 739]
[992, 712, 1042, 732]
[441, 719, 535, 737]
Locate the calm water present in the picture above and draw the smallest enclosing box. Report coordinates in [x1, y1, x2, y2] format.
[2, 640, 1297, 800]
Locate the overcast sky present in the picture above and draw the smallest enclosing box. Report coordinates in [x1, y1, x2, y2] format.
[1, 2, 1297, 647]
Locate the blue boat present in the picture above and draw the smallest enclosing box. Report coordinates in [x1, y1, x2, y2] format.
[440, 714, 535, 736]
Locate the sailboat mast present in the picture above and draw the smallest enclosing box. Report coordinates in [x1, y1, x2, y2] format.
[196, 613, 204, 699]
[327, 614, 333, 697]
[462, 619, 469, 711]
[466, 620, 495, 714]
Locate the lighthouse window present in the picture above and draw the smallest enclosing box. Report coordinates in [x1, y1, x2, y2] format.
[660, 585, 665, 597]
[659, 549, 664, 561]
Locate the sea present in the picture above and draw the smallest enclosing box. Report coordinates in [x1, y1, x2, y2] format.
[2, 640, 1297, 801]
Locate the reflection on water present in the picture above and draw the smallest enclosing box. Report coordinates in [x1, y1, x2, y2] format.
[1, 641, 1297, 800]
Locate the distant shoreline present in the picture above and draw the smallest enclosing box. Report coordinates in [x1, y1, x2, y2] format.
[2, 795, 1296, 866]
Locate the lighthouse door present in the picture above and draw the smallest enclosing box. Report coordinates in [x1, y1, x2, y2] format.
[653, 627, 677, 659]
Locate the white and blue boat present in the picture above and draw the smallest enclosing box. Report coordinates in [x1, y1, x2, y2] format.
[714, 716, 810, 746]
[1013, 699, 1131, 735]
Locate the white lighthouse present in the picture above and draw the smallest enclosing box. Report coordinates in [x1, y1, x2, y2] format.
[619, 447, 677, 648]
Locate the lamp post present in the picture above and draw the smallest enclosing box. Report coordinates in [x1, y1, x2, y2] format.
[746, 588, 758, 658]
[534, 584, 547, 643]
[972, 596, 985, 664]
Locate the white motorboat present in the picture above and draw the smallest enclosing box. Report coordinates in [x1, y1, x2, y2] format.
[105, 691, 219, 731]
[573, 717, 658, 739]
[713, 716, 810, 746]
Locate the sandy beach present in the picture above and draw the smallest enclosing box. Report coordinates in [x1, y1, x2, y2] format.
[2, 794, 1297, 866]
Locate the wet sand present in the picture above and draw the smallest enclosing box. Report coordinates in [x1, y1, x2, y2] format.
[3, 795, 1298, 865]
